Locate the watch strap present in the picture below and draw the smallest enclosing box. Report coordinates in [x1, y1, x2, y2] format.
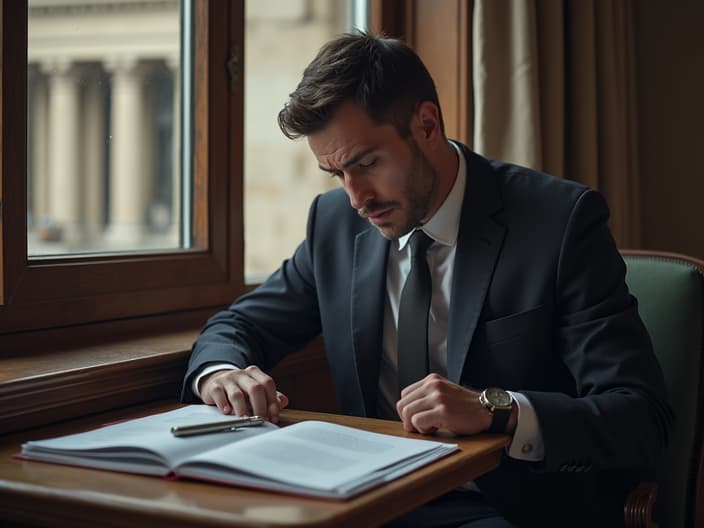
[486, 406, 511, 433]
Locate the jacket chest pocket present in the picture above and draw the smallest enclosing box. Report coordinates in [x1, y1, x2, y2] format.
[483, 304, 550, 346]
[466, 305, 553, 388]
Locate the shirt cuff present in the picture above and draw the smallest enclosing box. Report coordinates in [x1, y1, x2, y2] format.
[191, 363, 239, 399]
[506, 391, 545, 461]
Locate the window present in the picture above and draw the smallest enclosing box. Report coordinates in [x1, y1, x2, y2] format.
[27, 0, 184, 256]
[1, 1, 243, 333]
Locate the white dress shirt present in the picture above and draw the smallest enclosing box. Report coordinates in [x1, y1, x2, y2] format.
[193, 141, 544, 461]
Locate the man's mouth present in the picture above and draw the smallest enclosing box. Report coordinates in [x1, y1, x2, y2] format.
[363, 208, 393, 225]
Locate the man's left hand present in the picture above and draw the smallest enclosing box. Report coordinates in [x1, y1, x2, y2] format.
[396, 374, 517, 435]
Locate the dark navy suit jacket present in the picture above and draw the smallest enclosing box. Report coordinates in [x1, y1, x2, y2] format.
[182, 144, 672, 526]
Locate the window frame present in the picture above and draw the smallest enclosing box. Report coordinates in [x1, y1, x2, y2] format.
[0, 1, 245, 333]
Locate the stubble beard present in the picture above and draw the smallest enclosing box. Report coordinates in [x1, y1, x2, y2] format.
[374, 142, 437, 241]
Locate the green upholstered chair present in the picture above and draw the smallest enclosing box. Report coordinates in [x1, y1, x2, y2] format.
[621, 250, 704, 528]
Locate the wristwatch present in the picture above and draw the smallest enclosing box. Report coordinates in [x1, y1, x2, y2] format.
[479, 387, 514, 433]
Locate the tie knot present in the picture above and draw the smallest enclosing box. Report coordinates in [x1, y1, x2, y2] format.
[408, 229, 433, 259]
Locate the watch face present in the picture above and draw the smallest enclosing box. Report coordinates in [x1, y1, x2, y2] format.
[486, 387, 512, 407]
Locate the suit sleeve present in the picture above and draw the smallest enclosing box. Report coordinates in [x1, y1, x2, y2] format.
[180, 195, 324, 402]
[522, 189, 673, 472]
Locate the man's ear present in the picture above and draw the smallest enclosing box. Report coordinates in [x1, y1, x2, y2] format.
[413, 101, 442, 144]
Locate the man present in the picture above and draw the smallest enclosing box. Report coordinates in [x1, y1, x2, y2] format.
[181, 32, 672, 527]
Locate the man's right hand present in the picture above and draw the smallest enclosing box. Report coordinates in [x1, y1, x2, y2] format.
[199, 366, 289, 423]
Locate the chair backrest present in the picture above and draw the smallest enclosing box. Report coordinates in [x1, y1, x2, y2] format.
[621, 250, 704, 528]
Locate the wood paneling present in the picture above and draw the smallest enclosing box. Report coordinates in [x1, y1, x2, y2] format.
[271, 337, 338, 414]
[411, 0, 471, 144]
[369, 0, 413, 40]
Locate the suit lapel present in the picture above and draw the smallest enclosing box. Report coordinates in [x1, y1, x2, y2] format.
[351, 228, 389, 416]
[447, 147, 506, 383]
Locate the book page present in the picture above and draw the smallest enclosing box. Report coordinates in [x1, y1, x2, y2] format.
[177, 420, 457, 496]
[21, 406, 277, 475]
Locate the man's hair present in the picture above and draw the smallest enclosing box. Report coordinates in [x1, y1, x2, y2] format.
[278, 31, 444, 140]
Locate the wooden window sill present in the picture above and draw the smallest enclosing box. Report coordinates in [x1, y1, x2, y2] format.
[0, 327, 197, 435]
[0, 311, 336, 435]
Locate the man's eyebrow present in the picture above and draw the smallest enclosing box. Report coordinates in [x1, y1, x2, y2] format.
[318, 147, 377, 173]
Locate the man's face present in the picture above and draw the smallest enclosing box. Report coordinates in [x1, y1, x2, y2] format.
[307, 103, 439, 240]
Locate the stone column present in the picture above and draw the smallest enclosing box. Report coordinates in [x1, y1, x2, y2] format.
[82, 65, 107, 244]
[140, 64, 156, 234]
[44, 60, 82, 247]
[104, 58, 147, 246]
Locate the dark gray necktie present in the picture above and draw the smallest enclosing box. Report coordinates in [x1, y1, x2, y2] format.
[397, 229, 434, 394]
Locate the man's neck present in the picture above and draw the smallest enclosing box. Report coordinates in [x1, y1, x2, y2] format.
[424, 140, 460, 223]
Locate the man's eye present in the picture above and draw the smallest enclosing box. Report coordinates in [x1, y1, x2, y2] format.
[359, 159, 377, 169]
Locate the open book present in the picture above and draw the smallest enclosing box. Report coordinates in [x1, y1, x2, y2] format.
[21, 405, 458, 499]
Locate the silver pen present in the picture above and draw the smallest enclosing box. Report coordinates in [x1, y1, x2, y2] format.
[170, 416, 265, 437]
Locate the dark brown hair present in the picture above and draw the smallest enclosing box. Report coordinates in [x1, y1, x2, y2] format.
[277, 31, 444, 140]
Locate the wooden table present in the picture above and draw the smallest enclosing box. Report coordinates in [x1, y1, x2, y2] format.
[0, 401, 510, 527]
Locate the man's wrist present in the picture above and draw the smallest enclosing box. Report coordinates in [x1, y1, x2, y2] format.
[192, 363, 238, 399]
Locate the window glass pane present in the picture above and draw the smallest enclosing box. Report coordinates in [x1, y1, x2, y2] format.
[244, 0, 366, 282]
[27, 0, 188, 256]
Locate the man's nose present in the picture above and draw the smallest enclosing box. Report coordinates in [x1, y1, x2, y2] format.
[343, 173, 373, 210]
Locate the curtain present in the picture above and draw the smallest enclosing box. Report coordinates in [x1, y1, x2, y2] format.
[471, 0, 641, 248]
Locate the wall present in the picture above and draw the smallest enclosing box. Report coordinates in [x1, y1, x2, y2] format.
[634, 0, 704, 259]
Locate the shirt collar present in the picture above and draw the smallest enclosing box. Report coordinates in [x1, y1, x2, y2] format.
[397, 140, 466, 250]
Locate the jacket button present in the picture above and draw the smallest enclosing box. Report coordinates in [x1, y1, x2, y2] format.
[521, 443, 533, 454]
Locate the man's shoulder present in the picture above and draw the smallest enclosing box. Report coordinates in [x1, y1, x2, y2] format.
[457, 146, 607, 232]
[454, 142, 592, 208]
[472, 154, 595, 216]
[487, 157, 590, 200]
